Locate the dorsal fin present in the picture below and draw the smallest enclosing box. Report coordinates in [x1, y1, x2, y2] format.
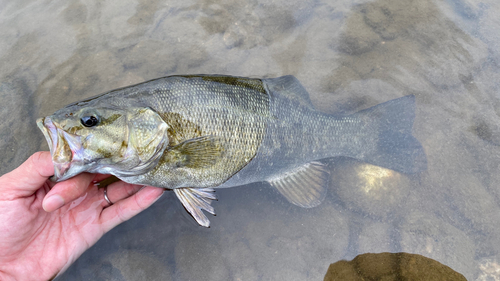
[174, 187, 217, 227]
[268, 161, 329, 208]
[264, 75, 314, 109]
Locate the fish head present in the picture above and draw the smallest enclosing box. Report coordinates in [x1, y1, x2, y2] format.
[37, 104, 169, 182]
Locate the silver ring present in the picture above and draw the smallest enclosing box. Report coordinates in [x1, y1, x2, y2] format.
[103, 186, 113, 206]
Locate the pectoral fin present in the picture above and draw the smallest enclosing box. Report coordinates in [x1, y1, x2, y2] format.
[168, 136, 224, 169]
[174, 187, 217, 227]
[268, 161, 329, 208]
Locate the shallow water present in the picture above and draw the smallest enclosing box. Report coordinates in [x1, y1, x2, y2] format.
[1, 0, 500, 280]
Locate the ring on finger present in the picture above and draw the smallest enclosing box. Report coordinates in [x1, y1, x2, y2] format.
[103, 186, 113, 206]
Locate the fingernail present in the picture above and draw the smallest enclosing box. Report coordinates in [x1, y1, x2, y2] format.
[43, 194, 65, 212]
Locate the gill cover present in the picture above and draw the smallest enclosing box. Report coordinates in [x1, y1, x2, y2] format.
[114, 108, 170, 177]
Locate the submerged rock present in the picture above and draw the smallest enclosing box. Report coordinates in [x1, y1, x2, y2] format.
[323, 252, 466, 281]
[331, 160, 411, 220]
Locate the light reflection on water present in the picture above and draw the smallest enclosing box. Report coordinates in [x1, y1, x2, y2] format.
[1, 0, 500, 280]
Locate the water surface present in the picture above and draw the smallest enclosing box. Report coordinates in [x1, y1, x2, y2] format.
[1, 0, 500, 280]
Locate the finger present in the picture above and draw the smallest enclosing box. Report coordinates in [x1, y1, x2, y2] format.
[92, 174, 113, 183]
[100, 186, 164, 232]
[94, 175, 120, 188]
[42, 172, 95, 212]
[100, 181, 144, 208]
[1, 151, 54, 196]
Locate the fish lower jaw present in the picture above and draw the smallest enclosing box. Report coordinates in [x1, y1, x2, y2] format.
[51, 161, 87, 182]
[37, 117, 90, 181]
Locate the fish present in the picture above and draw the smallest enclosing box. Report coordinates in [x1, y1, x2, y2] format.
[37, 75, 427, 227]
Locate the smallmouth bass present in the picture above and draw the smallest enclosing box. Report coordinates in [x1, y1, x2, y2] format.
[37, 75, 427, 226]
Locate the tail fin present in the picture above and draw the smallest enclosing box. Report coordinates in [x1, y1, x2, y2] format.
[357, 95, 427, 174]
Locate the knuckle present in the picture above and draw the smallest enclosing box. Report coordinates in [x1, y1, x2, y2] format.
[133, 193, 145, 209]
[66, 180, 80, 192]
[29, 152, 46, 178]
[115, 203, 130, 223]
[125, 185, 137, 197]
[30, 151, 44, 167]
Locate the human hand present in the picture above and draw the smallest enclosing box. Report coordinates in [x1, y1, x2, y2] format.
[0, 151, 164, 281]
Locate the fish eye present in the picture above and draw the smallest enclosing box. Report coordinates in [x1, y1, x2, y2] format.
[81, 116, 99, 127]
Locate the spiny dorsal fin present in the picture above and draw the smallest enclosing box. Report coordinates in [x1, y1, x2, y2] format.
[174, 187, 217, 227]
[268, 161, 329, 208]
[168, 136, 223, 169]
[265, 75, 314, 109]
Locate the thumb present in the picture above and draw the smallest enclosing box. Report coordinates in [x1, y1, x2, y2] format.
[1, 151, 54, 197]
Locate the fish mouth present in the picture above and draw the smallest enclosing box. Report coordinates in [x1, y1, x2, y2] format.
[37, 117, 86, 182]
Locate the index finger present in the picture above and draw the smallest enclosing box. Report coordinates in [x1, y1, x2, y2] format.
[1, 151, 54, 197]
[100, 186, 164, 232]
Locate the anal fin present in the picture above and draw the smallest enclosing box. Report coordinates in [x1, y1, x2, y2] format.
[268, 161, 329, 208]
[174, 187, 217, 227]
